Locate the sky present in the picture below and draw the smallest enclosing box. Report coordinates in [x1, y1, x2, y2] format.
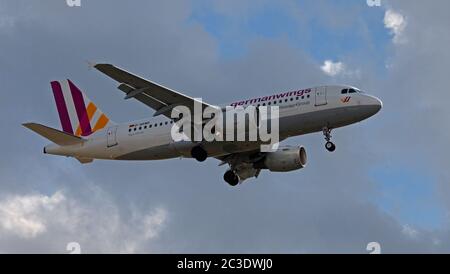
[1, 0, 450, 253]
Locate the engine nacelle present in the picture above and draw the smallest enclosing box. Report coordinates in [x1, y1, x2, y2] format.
[255, 146, 307, 172]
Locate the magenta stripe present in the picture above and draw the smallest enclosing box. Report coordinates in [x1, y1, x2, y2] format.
[51, 81, 74, 134]
[68, 80, 92, 136]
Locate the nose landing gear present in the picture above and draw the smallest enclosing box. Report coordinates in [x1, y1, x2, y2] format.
[323, 127, 336, 152]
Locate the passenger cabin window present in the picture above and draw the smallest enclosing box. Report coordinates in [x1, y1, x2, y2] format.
[341, 89, 348, 94]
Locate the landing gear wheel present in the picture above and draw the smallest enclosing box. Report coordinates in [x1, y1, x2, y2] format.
[323, 127, 336, 152]
[224, 170, 240, 187]
[325, 141, 336, 152]
[191, 146, 208, 162]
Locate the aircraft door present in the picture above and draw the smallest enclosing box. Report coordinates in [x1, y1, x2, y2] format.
[107, 126, 118, 147]
[315, 86, 328, 106]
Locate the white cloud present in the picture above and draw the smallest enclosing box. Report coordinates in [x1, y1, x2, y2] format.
[0, 188, 168, 253]
[0, 192, 65, 238]
[142, 208, 167, 240]
[402, 225, 419, 238]
[320, 60, 359, 78]
[121, 206, 168, 253]
[384, 9, 407, 44]
[321, 60, 345, 77]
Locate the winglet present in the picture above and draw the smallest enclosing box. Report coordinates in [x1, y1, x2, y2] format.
[87, 60, 97, 70]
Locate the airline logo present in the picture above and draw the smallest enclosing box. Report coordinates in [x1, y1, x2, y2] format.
[341, 96, 351, 103]
[51, 80, 111, 137]
[231, 89, 312, 107]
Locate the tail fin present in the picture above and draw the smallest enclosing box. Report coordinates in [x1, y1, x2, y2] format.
[50, 79, 114, 137]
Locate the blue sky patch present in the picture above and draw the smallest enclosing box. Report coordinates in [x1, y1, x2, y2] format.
[189, 0, 391, 71]
[370, 166, 446, 230]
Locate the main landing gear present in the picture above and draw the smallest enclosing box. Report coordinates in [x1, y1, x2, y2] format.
[223, 170, 240, 187]
[323, 127, 336, 152]
[191, 146, 208, 162]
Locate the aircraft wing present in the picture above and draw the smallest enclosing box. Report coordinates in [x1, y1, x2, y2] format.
[94, 64, 219, 118]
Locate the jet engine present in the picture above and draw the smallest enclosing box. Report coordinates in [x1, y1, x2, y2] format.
[254, 146, 307, 172]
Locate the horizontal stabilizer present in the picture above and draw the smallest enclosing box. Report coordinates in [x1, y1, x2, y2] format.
[23, 123, 85, 146]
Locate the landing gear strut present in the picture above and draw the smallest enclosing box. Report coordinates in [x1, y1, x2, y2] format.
[323, 127, 336, 152]
[224, 170, 240, 187]
[191, 146, 208, 162]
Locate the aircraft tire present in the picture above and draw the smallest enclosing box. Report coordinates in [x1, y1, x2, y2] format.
[325, 142, 336, 152]
[224, 170, 239, 186]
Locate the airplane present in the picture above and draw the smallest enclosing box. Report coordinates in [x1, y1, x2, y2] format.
[23, 64, 382, 186]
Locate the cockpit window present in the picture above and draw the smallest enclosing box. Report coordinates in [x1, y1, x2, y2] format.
[341, 89, 348, 94]
[349, 89, 357, 93]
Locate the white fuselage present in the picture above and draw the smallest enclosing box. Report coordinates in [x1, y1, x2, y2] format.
[44, 85, 382, 161]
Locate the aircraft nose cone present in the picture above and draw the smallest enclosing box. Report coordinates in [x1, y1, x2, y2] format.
[362, 96, 382, 118]
[374, 97, 383, 113]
